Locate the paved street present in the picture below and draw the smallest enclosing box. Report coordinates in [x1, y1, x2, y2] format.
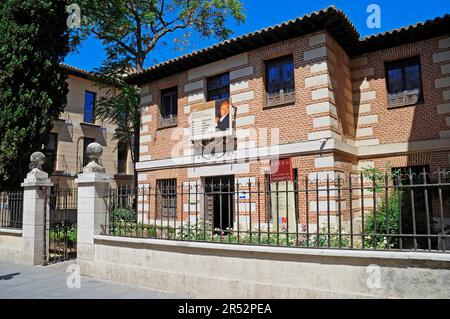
[0, 259, 183, 299]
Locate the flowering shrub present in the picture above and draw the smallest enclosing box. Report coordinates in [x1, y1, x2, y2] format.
[178, 220, 352, 248]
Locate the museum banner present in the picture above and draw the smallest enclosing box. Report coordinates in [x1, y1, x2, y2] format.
[189, 98, 234, 141]
[269, 158, 297, 233]
[270, 158, 293, 182]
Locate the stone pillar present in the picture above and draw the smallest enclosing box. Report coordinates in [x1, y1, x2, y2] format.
[75, 142, 112, 263]
[21, 152, 53, 265]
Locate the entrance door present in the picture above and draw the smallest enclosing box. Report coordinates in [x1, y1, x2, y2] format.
[204, 175, 234, 231]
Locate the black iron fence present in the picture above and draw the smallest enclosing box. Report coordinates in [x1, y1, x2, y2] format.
[45, 187, 78, 263]
[102, 170, 450, 253]
[0, 191, 23, 229]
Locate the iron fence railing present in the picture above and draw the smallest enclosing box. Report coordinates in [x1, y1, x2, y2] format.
[48, 187, 78, 212]
[0, 191, 23, 229]
[45, 187, 78, 263]
[102, 170, 450, 253]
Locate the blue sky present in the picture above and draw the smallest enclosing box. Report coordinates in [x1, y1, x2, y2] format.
[64, 0, 450, 71]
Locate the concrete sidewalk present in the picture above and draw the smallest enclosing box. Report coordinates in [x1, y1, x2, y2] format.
[0, 259, 184, 299]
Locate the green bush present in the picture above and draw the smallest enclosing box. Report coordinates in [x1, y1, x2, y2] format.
[178, 220, 352, 248]
[67, 225, 77, 244]
[313, 225, 352, 248]
[109, 208, 137, 223]
[361, 166, 400, 249]
[108, 222, 177, 238]
[363, 192, 400, 249]
[49, 224, 77, 245]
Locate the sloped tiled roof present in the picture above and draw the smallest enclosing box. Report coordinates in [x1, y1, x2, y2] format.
[119, 6, 450, 85]
[60, 63, 92, 79]
[360, 13, 450, 52]
[128, 6, 360, 84]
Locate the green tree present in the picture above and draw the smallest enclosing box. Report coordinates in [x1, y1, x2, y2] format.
[0, 0, 70, 189]
[91, 65, 141, 167]
[75, 0, 245, 172]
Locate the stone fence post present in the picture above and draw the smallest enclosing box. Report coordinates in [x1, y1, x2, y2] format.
[75, 142, 112, 263]
[21, 152, 53, 265]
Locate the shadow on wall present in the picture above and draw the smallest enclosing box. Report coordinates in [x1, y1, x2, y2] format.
[54, 121, 73, 144]
[80, 126, 107, 147]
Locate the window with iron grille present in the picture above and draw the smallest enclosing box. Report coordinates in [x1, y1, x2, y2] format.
[207, 73, 230, 101]
[156, 179, 177, 218]
[385, 56, 423, 107]
[265, 55, 295, 107]
[159, 87, 178, 128]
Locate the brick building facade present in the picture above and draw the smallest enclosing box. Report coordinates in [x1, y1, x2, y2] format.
[129, 7, 450, 238]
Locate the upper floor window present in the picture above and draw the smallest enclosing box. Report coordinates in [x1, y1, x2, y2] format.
[207, 73, 230, 101]
[44, 133, 58, 173]
[385, 56, 423, 107]
[159, 87, 178, 128]
[265, 55, 295, 107]
[83, 91, 96, 123]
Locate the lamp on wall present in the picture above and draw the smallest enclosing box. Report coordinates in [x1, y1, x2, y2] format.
[319, 138, 329, 154]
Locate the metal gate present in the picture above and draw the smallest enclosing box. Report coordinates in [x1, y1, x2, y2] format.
[45, 187, 77, 264]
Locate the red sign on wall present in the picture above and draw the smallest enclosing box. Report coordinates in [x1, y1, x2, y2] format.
[269, 158, 293, 182]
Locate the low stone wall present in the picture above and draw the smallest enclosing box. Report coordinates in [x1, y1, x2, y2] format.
[79, 236, 450, 298]
[0, 229, 23, 264]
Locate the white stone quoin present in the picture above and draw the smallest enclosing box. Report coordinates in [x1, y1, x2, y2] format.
[21, 152, 53, 265]
[75, 142, 112, 262]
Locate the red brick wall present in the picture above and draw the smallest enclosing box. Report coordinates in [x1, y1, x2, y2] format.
[135, 31, 450, 232]
[139, 31, 341, 161]
[352, 36, 449, 145]
[140, 33, 450, 164]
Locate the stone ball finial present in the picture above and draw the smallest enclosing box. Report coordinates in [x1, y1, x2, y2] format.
[30, 152, 45, 170]
[86, 142, 103, 160]
[82, 142, 106, 174]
